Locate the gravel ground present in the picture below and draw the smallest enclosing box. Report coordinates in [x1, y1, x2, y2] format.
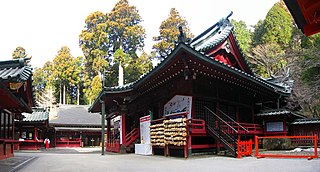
[11, 149, 320, 172]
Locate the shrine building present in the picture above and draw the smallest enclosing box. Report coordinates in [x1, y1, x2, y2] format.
[89, 14, 308, 157]
[0, 58, 34, 160]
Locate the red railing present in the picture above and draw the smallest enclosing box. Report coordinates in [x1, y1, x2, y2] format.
[125, 128, 140, 147]
[188, 119, 206, 134]
[237, 139, 253, 158]
[221, 122, 263, 135]
[255, 135, 318, 160]
[106, 139, 120, 153]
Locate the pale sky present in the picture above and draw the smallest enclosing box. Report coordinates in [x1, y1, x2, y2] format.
[0, 0, 279, 68]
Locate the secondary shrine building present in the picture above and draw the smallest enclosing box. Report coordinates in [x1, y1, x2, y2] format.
[49, 105, 102, 148]
[89, 14, 305, 157]
[0, 58, 34, 160]
[15, 107, 49, 150]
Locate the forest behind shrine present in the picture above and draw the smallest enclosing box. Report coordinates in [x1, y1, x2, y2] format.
[11, 0, 320, 118]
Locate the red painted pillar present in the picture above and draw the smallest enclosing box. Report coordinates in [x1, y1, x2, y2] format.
[107, 118, 111, 148]
[255, 135, 259, 157]
[314, 135, 318, 158]
[34, 127, 37, 141]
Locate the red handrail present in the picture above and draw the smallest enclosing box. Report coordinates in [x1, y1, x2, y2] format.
[222, 122, 263, 134]
[205, 106, 238, 133]
[125, 128, 139, 147]
[216, 108, 249, 133]
[188, 119, 206, 134]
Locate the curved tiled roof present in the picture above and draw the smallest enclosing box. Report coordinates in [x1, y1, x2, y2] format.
[191, 20, 233, 52]
[22, 108, 49, 122]
[292, 118, 320, 125]
[0, 58, 32, 82]
[51, 105, 102, 126]
[255, 109, 306, 119]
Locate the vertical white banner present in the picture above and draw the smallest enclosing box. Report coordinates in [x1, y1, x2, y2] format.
[139, 115, 151, 144]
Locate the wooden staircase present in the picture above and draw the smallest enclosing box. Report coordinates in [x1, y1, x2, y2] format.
[204, 106, 249, 157]
[124, 128, 140, 152]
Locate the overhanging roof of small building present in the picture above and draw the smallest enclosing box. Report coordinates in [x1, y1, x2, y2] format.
[50, 105, 102, 126]
[291, 118, 320, 125]
[0, 58, 34, 113]
[0, 58, 32, 82]
[255, 109, 306, 119]
[21, 108, 49, 122]
[284, 0, 320, 36]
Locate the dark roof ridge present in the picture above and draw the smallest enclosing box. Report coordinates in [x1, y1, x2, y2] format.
[0, 58, 29, 69]
[190, 11, 233, 45]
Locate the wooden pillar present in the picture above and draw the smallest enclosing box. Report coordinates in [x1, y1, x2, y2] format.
[216, 101, 220, 154]
[12, 114, 15, 140]
[107, 118, 111, 146]
[34, 127, 37, 141]
[236, 106, 239, 122]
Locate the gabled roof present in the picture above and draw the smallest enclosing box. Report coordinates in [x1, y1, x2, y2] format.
[292, 118, 320, 125]
[21, 108, 49, 122]
[0, 58, 32, 82]
[190, 17, 233, 52]
[51, 105, 102, 126]
[255, 109, 306, 119]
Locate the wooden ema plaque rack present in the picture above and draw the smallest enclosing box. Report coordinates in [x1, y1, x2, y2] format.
[150, 112, 189, 158]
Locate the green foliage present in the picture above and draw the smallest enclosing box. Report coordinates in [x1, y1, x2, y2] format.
[111, 49, 152, 84]
[152, 8, 193, 60]
[89, 75, 102, 103]
[124, 52, 153, 83]
[252, 2, 293, 48]
[252, 20, 264, 46]
[79, 0, 148, 100]
[248, 1, 294, 79]
[52, 46, 81, 104]
[301, 33, 320, 49]
[107, 0, 146, 57]
[231, 19, 252, 54]
[79, 11, 109, 75]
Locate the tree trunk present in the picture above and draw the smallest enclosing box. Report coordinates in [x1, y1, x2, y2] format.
[77, 83, 80, 105]
[59, 83, 62, 105]
[63, 83, 66, 105]
[50, 86, 53, 110]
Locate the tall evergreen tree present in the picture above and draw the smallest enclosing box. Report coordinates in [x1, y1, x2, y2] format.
[249, 1, 294, 78]
[152, 8, 193, 60]
[107, 0, 146, 57]
[52, 46, 77, 105]
[252, 1, 294, 48]
[231, 19, 252, 54]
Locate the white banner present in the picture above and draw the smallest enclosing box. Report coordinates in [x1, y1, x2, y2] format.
[140, 115, 151, 144]
[164, 95, 192, 118]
